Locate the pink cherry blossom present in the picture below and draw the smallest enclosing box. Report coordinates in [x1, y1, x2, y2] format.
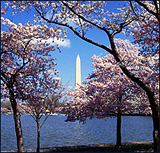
[1, 18, 64, 152]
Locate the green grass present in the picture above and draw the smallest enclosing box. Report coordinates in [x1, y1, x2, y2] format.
[2, 142, 154, 152]
[40, 143, 154, 152]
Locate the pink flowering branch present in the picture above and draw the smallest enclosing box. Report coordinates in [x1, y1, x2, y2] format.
[135, 1, 159, 20]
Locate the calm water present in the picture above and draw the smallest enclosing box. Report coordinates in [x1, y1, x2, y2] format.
[1, 115, 153, 151]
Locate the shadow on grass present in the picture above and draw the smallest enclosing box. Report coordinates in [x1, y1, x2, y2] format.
[45, 143, 154, 152]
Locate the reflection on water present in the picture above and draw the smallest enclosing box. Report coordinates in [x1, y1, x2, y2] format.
[1, 115, 153, 151]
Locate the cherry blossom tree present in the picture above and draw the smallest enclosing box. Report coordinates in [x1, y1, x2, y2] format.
[2, 1, 159, 151]
[22, 92, 63, 152]
[1, 17, 66, 152]
[127, 1, 159, 55]
[18, 92, 64, 152]
[63, 38, 155, 148]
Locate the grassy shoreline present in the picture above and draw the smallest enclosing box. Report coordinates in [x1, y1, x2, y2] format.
[2, 141, 154, 152]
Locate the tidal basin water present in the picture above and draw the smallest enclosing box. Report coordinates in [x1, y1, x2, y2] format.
[1, 115, 153, 151]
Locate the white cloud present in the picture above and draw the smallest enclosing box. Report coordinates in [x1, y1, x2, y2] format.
[54, 38, 71, 48]
[31, 37, 71, 48]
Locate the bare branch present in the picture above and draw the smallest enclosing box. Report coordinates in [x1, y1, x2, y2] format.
[130, 1, 138, 16]
[40, 114, 49, 129]
[30, 114, 36, 121]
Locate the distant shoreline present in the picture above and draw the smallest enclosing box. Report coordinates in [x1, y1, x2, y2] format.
[1, 113, 13, 115]
[121, 113, 151, 116]
[1, 113, 151, 116]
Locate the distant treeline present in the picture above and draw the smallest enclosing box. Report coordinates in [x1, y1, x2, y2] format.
[121, 113, 151, 116]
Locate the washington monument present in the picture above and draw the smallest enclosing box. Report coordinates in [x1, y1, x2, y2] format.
[76, 55, 81, 89]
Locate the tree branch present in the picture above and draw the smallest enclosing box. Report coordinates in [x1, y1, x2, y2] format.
[30, 114, 36, 122]
[15, 80, 25, 101]
[33, 4, 113, 54]
[13, 39, 32, 81]
[61, 1, 106, 31]
[1, 71, 8, 84]
[108, 36, 155, 97]
[111, 15, 138, 37]
[135, 1, 159, 20]
[154, 1, 159, 16]
[22, 39, 32, 66]
[40, 114, 49, 129]
[78, 18, 85, 37]
[130, 1, 138, 16]
[13, 59, 30, 82]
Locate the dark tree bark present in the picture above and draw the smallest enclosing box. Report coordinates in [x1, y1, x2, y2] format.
[147, 91, 159, 152]
[9, 86, 25, 152]
[116, 110, 121, 149]
[116, 96, 122, 149]
[37, 117, 40, 152]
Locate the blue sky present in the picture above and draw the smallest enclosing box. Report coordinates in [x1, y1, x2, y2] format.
[1, 1, 133, 88]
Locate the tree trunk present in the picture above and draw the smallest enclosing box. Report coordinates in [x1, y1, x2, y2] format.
[153, 116, 159, 152]
[108, 36, 159, 152]
[116, 97, 122, 148]
[37, 118, 40, 152]
[147, 91, 159, 152]
[9, 88, 25, 152]
[116, 111, 121, 148]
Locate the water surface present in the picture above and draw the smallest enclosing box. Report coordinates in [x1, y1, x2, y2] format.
[1, 115, 153, 151]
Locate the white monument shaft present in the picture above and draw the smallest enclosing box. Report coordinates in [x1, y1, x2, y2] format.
[76, 55, 81, 89]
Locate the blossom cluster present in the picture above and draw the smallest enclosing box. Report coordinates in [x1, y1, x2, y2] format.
[1, 17, 64, 115]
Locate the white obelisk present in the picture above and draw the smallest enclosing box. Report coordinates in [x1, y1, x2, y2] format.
[76, 55, 81, 89]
